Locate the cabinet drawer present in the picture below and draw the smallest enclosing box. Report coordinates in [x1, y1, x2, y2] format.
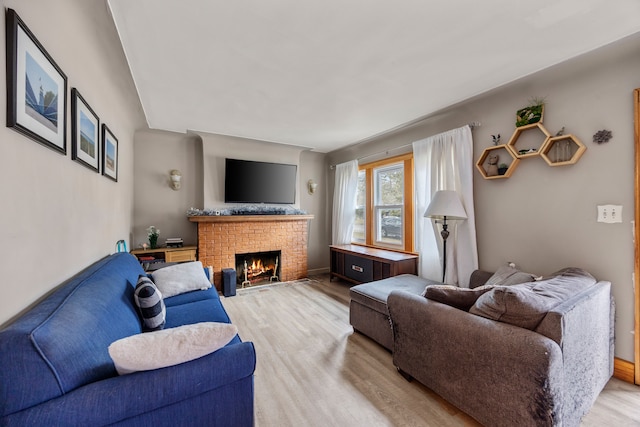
[344, 254, 373, 283]
[165, 250, 196, 263]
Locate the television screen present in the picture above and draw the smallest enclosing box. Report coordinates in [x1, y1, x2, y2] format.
[225, 158, 297, 204]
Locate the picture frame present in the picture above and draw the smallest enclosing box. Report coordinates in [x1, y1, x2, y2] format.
[6, 8, 67, 154]
[71, 88, 100, 172]
[102, 124, 118, 182]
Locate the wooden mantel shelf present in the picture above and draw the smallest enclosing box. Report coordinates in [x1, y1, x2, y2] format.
[188, 214, 314, 223]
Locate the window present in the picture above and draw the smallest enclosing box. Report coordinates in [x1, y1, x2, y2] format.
[352, 154, 414, 252]
[374, 163, 403, 247]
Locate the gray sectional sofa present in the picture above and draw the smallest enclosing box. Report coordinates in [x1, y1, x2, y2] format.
[349, 270, 490, 350]
[350, 267, 614, 427]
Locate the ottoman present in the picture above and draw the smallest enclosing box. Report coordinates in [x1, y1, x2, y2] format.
[349, 274, 433, 350]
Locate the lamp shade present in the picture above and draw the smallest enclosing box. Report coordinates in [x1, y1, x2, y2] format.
[424, 190, 467, 220]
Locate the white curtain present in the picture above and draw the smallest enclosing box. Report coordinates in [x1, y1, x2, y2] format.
[332, 160, 359, 245]
[413, 126, 478, 287]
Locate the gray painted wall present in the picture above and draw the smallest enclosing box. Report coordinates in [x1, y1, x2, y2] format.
[327, 34, 640, 362]
[132, 130, 203, 248]
[0, 0, 146, 326]
[132, 131, 330, 272]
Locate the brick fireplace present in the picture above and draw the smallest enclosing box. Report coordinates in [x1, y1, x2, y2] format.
[189, 215, 314, 290]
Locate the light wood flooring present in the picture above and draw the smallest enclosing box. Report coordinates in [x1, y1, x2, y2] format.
[222, 274, 640, 427]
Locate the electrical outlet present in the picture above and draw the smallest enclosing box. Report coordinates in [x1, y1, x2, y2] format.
[597, 205, 622, 223]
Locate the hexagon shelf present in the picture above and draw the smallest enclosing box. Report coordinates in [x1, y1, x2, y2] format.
[475, 144, 520, 180]
[506, 122, 552, 159]
[540, 134, 586, 166]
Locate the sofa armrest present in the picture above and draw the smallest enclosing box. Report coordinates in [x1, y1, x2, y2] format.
[388, 290, 564, 426]
[534, 281, 614, 424]
[2, 341, 256, 426]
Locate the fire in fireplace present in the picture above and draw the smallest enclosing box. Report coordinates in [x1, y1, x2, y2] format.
[235, 250, 281, 287]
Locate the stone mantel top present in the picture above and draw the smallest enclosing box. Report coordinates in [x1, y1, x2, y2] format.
[188, 214, 314, 223]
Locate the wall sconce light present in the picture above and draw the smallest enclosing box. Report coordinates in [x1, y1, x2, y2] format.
[170, 169, 182, 190]
[307, 179, 318, 195]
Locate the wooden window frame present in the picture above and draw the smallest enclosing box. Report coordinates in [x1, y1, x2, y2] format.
[357, 153, 414, 253]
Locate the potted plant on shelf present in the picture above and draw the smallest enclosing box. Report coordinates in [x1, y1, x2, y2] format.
[498, 163, 509, 175]
[516, 97, 545, 127]
[146, 226, 160, 249]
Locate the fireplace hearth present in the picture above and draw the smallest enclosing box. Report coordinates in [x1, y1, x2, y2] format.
[235, 250, 281, 287]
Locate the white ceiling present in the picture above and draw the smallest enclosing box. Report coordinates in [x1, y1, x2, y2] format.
[108, 0, 640, 153]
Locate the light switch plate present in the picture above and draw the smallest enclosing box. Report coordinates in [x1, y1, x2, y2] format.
[597, 205, 622, 223]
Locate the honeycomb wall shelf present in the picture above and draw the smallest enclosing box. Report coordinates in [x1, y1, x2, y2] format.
[540, 134, 586, 166]
[506, 122, 551, 159]
[476, 106, 587, 179]
[475, 144, 520, 179]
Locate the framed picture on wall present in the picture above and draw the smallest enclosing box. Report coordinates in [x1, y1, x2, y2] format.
[71, 88, 100, 172]
[6, 8, 67, 154]
[102, 124, 118, 182]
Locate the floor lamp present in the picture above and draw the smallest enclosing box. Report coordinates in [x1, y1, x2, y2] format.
[424, 190, 467, 283]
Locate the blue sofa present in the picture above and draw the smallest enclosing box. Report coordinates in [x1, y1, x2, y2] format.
[0, 253, 256, 426]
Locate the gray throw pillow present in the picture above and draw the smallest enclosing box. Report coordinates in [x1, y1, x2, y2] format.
[484, 263, 537, 287]
[423, 284, 495, 311]
[134, 275, 166, 331]
[469, 269, 597, 330]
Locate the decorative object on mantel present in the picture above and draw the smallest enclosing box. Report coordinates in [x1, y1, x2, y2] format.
[515, 96, 545, 127]
[147, 226, 160, 249]
[491, 134, 501, 145]
[186, 206, 308, 216]
[593, 129, 612, 144]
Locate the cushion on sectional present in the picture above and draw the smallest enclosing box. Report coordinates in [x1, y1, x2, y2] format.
[469, 268, 597, 330]
[151, 261, 212, 298]
[484, 262, 538, 287]
[134, 275, 166, 331]
[350, 274, 432, 314]
[108, 322, 238, 375]
[423, 284, 495, 311]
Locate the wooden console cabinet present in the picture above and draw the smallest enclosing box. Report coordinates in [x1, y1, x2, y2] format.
[130, 246, 197, 264]
[330, 244, 418, 284]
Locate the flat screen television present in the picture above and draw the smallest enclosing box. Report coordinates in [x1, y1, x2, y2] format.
[224, 158, 297, 204]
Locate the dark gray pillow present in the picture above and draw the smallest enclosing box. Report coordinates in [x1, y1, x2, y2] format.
[134, 275, 166, 332]
[484, 263, 537, 287]
[469, 269, 597, 330]
[423, 284, 495, 311]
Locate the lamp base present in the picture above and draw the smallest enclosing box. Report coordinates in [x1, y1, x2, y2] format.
[441, 217, 449, 283]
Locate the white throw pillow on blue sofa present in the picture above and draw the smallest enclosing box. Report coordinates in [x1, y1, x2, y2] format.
[151, 261, 211, 298]
[108, 322, 237, 375]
